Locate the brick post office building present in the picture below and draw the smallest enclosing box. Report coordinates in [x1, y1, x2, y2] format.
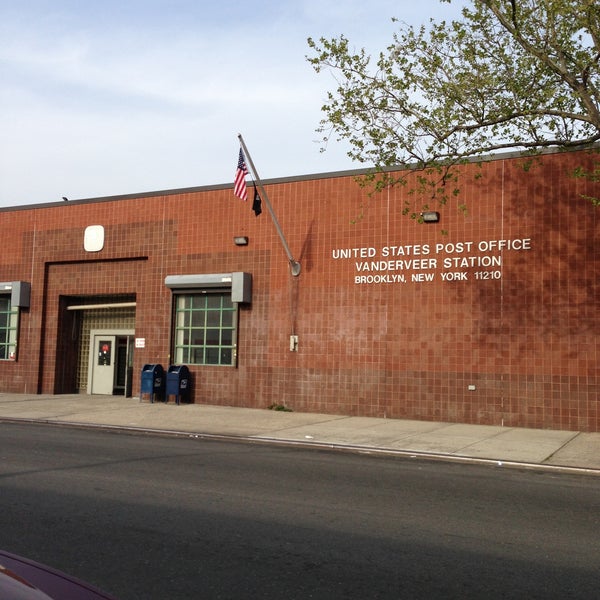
[0, 148, 598, 431]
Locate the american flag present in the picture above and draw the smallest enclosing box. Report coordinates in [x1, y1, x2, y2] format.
[234, 148, 249, 201]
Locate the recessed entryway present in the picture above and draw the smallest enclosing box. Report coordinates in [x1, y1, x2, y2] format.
[88, 329, 135, 395]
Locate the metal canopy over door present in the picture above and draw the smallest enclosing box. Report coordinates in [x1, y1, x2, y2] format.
[88, 329, 134, 395]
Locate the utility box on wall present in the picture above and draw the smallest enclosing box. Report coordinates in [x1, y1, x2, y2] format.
[231, 272, 252, 304]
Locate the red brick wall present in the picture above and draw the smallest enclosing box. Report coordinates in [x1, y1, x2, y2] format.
[0, 150, 598, 431]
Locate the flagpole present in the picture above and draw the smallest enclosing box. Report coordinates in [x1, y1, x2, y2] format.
[238, 133, 301, 276]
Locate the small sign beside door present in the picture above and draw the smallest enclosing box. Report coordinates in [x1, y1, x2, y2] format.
[135, 338, 146, 348]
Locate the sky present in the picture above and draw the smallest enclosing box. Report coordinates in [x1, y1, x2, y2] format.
[0, 0, 467, 208]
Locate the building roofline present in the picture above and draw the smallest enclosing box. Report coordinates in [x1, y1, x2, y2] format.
[1, 144, 597, 213]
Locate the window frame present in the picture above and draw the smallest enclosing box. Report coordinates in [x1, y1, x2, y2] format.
[172, 289, 239, 367]
[0, 294, 19, 361]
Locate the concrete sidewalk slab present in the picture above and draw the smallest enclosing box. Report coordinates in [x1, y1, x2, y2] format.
[254, 416, 445, 446]
[544, 433, 600, 469]
[459, 427, 579, 463]
[161, 405, 346, 437]
[383, 423, 506, 455]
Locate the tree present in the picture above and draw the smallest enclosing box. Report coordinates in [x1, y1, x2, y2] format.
[307, 0, 600, 213]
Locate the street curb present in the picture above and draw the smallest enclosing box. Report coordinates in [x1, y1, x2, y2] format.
[2, 416, 599, 477]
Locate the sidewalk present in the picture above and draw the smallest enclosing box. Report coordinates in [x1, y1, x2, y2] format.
[1, 393, 599, 475]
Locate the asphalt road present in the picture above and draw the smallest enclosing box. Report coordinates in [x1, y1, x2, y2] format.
[0, 422, 599, 599]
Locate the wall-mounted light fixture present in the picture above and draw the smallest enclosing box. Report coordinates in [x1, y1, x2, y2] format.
[233, 236, 249, 246]
[420, 211, 440, 223]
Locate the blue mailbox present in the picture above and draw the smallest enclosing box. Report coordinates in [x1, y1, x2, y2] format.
[166, 365, 190, 405]
[140, 364, 165, 403]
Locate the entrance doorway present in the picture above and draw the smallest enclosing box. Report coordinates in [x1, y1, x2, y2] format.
[53, 295, 136, 395]
[88, 330, 134, 395]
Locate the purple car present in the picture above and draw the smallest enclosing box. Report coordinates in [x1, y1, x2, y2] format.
[0, 550, 117, 599]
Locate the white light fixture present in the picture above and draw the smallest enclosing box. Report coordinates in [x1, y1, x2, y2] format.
[234, 236, 249, 246]
[84, 225, 105, 251]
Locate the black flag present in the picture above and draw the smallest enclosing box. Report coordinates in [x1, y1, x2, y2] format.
[252, 182, 262, 216]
